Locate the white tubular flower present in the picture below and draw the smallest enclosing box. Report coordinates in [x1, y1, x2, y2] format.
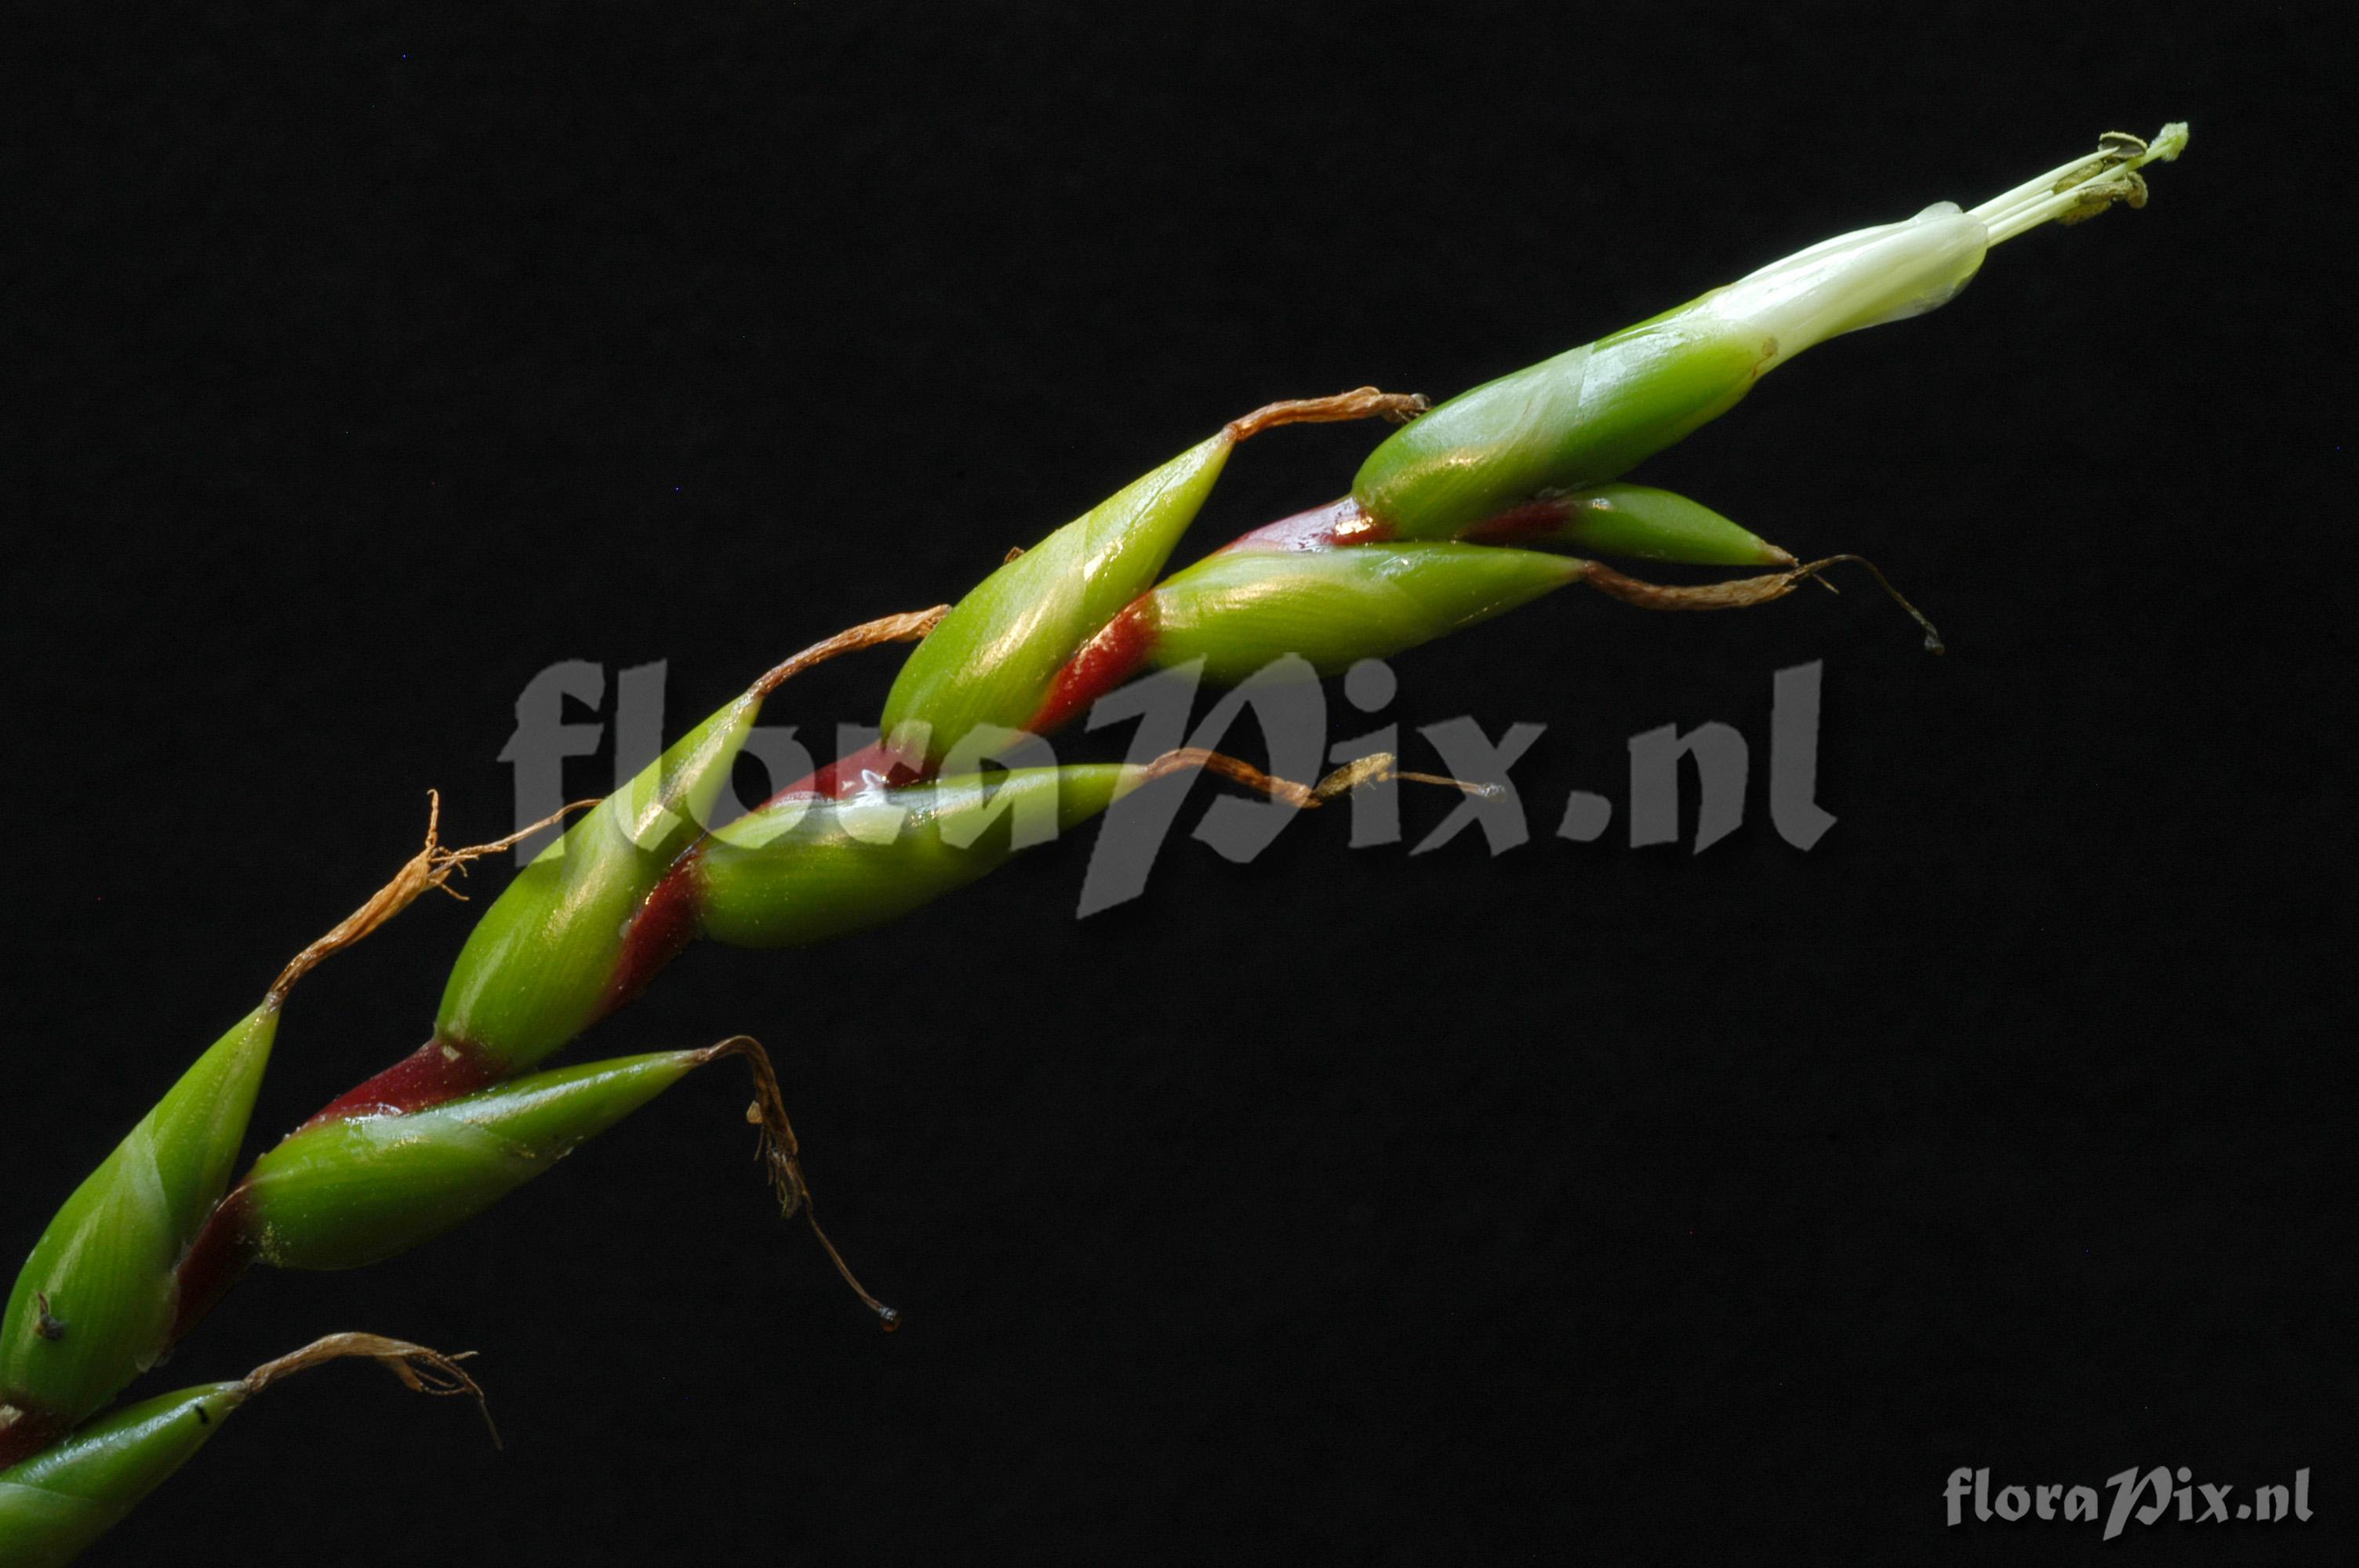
[1690, 123, 2190, 368]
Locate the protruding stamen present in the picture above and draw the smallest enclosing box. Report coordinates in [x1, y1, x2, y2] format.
[1972, 123, 2190, 246]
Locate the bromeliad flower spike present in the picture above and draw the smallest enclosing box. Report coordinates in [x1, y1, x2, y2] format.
[0, 123, 2189, 1563]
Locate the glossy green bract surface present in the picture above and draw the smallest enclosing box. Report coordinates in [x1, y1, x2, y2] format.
[239, 1053, 703, 1271]
[881, 436, 1230, 759]
[0, 1006, 278, 1425]
[435, 699, 757, 1072]
[699, 766, 1132, 949]
[1536, 484, 1789, 566]
[1351, 316, 1772, 541]
[0, 1381, 241, 1568]
[1147, 543, 1583, 682]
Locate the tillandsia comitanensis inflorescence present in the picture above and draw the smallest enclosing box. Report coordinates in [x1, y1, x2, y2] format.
[0, 123, 2187, 1562]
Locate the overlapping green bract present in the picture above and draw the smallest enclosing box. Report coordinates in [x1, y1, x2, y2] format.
[0, 1382, 244, 1568]
[436, 696, 759, 1073]
[699, 766, 1136, 949]
[240, 1053, 707, 1270]
[1146, 543, 1587, 681]
[2, 1332, 486, 1567]
[881, 436, 1232, 763]
[1527, 485, 1789, 566]
[1350, 321, 1772, 542]
[1, 1006, 278, 1429]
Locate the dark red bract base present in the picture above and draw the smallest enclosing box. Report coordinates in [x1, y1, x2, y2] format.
[1030, 597, 1160, 736]
[1216, 494, 1393, 553]
[0, 1401, 68, 1472]
[605, 854, 707, 1015]
[758, 738, 922, 811]
[1459, 495, 1574, 544]
[165, 1183, 257, 1353]
[299, 1034, 507, 1129]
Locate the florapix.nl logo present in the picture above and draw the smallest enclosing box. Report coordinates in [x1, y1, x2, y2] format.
[496, 653, 1847, 913]
[1946, 1465, 2313, 1539]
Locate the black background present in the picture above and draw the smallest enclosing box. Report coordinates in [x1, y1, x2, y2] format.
[5, 4, 2350, 1563]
